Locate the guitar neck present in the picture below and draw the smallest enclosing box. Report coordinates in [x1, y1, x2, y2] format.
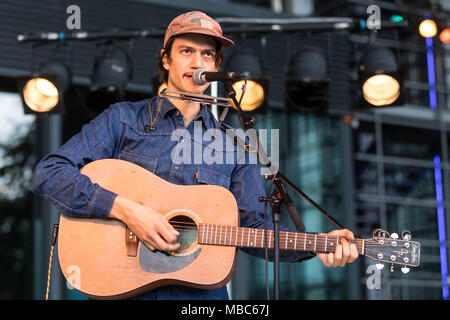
[198, 224, 364, 255]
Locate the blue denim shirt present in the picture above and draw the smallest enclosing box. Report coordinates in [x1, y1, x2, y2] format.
[30, 96, 315, 300]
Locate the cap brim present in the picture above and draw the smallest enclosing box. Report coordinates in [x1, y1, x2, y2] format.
[171, 30, 234, 47]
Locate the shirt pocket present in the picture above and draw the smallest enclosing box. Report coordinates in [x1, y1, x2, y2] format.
[118, 150, 158, 173]
[194, 167, 231, 189]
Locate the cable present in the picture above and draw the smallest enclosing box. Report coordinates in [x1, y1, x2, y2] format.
[264, 174, 276, 300]
[44, 224, 59, 300]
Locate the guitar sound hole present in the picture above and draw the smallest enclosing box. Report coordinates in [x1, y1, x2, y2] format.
[169, 215, 198, 256]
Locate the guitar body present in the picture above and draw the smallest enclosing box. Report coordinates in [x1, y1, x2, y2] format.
[58, 159, 239, 299]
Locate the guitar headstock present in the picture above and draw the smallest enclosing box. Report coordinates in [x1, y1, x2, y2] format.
[364, 229, 421, 272]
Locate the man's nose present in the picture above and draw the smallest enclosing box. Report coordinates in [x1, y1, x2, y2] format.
[191, 52, 203, 69]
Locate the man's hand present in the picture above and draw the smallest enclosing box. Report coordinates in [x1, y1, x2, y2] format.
[316, 229, 359, 267]
[109, 196, 180, 252]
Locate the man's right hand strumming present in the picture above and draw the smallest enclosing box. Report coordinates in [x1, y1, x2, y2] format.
[109, 196, 180, 252]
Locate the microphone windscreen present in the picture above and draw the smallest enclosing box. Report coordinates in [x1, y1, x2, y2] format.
[192, 69, 206, 85]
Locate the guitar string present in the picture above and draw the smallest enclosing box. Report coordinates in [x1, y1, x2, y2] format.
[171, 226, 408, 248]
[169, 223, 413, 251]
[169, 228, 412, 261]
[170, 221, 412, 242]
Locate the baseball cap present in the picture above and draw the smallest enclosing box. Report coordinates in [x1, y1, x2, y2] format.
[163, 11, 234, 48]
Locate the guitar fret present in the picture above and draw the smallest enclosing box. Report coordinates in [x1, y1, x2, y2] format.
[267, 230, 270, 248]
[235, 227, 238, 246]
[211, 224, 214, 244]
[214, 225, 217, 245]
[285, 232, 288, 249]
[254, 230, 257, 247]
[325, 235, 327, 252]
[314, 234, 317, 252]
[247, 229, 251, 246]
[223, 226, 227, 244]
[303, 233, 306, 250]
[294, 233, 297, 250]
[219, 225, 222, 245]
[261, 229, 264, 248]
[231, 227, 234, 246]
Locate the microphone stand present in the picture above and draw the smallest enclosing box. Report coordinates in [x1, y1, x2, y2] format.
[223, 80, 346, 300]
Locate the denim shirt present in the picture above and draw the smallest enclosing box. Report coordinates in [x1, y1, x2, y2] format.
[30, 96, 315, 300]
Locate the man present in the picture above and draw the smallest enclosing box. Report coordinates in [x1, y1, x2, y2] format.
[31, 11, 358, 300]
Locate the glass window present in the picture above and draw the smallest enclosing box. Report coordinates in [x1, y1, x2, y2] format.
[382, 123, 441, 160]
[0, 91, 36, 299]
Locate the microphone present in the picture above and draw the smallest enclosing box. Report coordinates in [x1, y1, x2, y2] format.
[192, 69, 245, 85]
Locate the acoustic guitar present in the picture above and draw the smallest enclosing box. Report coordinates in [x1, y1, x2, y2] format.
[58, 159, 421, 299]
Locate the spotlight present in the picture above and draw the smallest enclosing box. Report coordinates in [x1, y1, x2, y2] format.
[224, 49, 269, 113]
[358, 47, 402, 107]
[86, 45, 132, 114]
[285, 46, 330, 113]
[439, 28, 450, 44]
[18, 60, 71, 114]
[419, 19, 437, 38]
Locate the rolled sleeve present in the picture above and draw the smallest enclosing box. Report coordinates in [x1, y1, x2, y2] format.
[30, 103, 122, 218]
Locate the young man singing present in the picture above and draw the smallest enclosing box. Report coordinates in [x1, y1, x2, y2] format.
[31, 11, 358, 300]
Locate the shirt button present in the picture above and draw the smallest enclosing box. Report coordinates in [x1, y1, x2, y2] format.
[174, 166, 179, 170]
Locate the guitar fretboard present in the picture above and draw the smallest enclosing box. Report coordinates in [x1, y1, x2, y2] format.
[198, 224, 364, 254]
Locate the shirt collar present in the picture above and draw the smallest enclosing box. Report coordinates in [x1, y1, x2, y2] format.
[156, 96, 217, 131]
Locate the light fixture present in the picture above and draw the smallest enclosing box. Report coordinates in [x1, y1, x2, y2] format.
[358, 47, 402, 107]
[86, 45, 132, 114]
[285, 46, 330, 113]
[18, 60, 72, 114]
[439, 28, 450, 44]
[224, 49, 269, 113]
[390, 15, 405, 23]
[419, 19, 438, 38]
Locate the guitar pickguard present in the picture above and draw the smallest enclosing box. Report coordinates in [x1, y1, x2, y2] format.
[138, 244, 201, 273]
[139, 212, 201, 273]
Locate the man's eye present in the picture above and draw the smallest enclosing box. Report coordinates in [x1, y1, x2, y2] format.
[181, 49, 192, 54]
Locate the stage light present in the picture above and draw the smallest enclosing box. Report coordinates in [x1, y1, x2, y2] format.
[358, 47, 402, 107]
[390, 15, 404, 23]
[439, 28, 450, 44]
[86, 45, 132, 114]
[285, 46, 330, 113]
[224, 49, 269, 113]
[419, 19, 438, 38]
[18, 60, 71, 114]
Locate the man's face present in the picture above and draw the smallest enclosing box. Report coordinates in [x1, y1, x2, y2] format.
[162, 34, 219, 95]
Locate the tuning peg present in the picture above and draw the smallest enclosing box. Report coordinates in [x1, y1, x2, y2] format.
[402, 231, 411, 240]
[391, 233, 399, 239]
[401, 267, 410, 274]
[376, 263, 385, 270]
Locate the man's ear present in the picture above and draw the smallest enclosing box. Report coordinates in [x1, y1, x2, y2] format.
[161, 49, 169, 71]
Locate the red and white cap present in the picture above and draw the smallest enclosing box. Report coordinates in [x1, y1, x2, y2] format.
[163, 11, 234, 48]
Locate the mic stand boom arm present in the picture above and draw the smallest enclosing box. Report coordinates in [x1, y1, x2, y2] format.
[222, 81, 346, 229]
[222, 81, 346, 300]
